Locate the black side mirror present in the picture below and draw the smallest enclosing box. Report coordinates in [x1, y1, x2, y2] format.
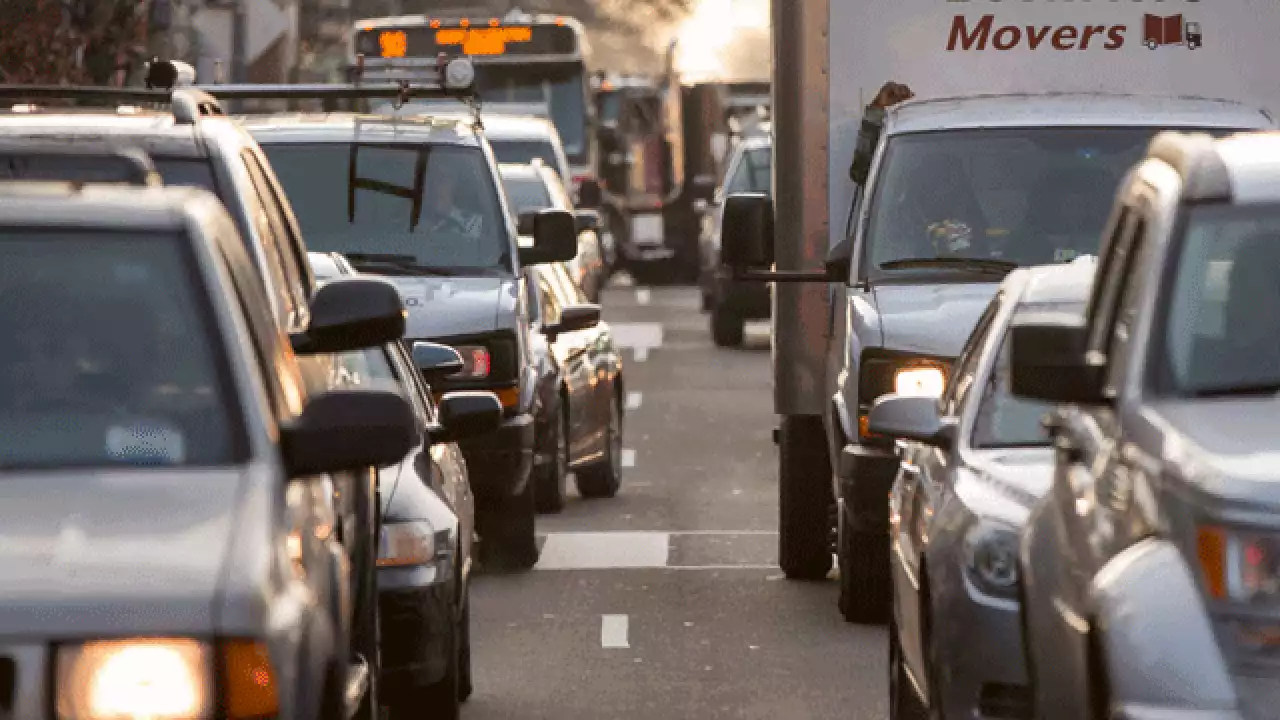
[866, 394, 955, 450]
[545, 303, 600, 339]
[292, 277, 405, 355]
[412, 341, 463, 385]
[720, 192, 773, 268]
[517, 210, 538, 237]
[430, 391, 503, 444]
[574, 209, 601, 234]
[1009, 313, 1106, 404]
[577, 178, 603, 208]
[281, 389, 416, 476]
[691, 174, 716, 201]
[518, 209, 577, 266]
[825, 237, 853, 284]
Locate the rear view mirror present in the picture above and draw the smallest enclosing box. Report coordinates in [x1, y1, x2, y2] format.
[519, 209, 577, 266]
[413, 341, 463, 385]
[720, 192, 773, 268]
[574, 209, 601, 234]
[281, 389, 416, 475]
[545, 303, 600, 339]
[867, 394, 954, 449]
[431, 391, 503, 443]
[292, 277, 405, 355]
[517, 210, 538, 236]
[577, 178, 603, 208]
[1009, 313, 1105, 404]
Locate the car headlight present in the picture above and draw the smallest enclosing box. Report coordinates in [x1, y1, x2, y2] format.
[895, 366, 946, 398]
[963, 519, 1020, 600]
[379, 520, 438, 567]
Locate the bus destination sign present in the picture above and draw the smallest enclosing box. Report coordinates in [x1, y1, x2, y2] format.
[356, 23, 579, 59]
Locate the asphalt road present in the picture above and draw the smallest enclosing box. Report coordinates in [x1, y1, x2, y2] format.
[464, 280, 888, 720]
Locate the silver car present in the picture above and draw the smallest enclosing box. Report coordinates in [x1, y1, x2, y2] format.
[869, 259, 1095, 720]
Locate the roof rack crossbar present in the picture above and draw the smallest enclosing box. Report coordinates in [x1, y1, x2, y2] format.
[191, 82, 470, 101]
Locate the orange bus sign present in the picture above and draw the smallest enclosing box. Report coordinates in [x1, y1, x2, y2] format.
[435, 26, 534, 55]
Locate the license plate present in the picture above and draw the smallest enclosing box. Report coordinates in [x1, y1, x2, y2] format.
[631, 214, 664, 246]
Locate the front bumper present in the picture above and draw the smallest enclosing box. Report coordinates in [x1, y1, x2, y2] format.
[457, 411, 535, 501]
[838, 443, 898, 534]
[377, 563, 456, 695]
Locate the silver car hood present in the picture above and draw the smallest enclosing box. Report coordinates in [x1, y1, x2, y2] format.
[954, 446, 1055, 528]
[0, 468, 244, 637]
[383, 276, 517, 340]
[870, 282, 1001, 357]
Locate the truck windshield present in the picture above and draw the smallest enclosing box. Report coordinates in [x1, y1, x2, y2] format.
[862, 126, 1234, 280]
[1158, 204, 1280, 398]
[260, 143, 512, 276]
[0, 230, 245, 469]
[725, 146, 771, 195]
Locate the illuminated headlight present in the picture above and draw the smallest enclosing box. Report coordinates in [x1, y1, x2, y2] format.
[895, 366, 946, 398]
[56, 639, 211, 720]
[379, 520, 438, 567]
[453, 345, 491, 379]
[963, 519, 1020, 600]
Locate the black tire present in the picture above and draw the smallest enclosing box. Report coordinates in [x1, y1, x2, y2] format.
[890, 619, 928, 720]
[352, 482, 382, 720]
[838, 507, 891, 624]
[710, 302, 745, 347]
[534, 400, 569, 513]
[778, 415, 834, 580]
[397, 618, 460, 720]
[576, 397, 622, 498]
[484, 479, 539, 571]
[458, 595, 473, 702]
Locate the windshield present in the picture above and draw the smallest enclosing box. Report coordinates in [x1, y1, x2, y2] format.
[1159, 205, 1280, 397]
[500, 172, 553, 214]
[862, 126, 1238, 280]
[972, 320, 1072, 448]
[474, 64, 588, 163]
[260, 143, 511, 275]
[725, 146, 771, 195]
[0, 230, 244, 469]
[491, 140, 562, 176]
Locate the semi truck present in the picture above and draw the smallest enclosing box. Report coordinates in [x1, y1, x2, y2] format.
[721, 0, 1280, 624]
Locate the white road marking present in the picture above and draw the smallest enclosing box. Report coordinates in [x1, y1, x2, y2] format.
[601, 614, 630, 649]
[626, 391, 643, 410]
[621, 448, 636, 468]
[633, 347, 649, 362]
[537, 532, 670, 569]
[610, 322, 664, 349]
[636, 288, 651, 305]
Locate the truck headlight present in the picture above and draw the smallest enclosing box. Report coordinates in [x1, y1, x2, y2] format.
[57, 639, 211, 720]
[963, 519, 1020, 600]
[858, 353, 950, 439]
[895, 366, 946, 398]
[378, 520, 438, 567]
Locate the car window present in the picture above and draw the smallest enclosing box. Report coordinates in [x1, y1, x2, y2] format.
[244, 148, 314, 298]
[241, 150, 308, 318]
[725, 146, 771, 195]
[261, 142, 512, 275]
[0, 229, 247, 468]
[942, 293, 1001, 417]
[501, 171, 554, 213]
[1158, 204, 1280, 396]
[490, 140, 561, 173]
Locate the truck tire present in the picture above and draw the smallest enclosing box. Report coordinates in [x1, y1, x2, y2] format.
[778, 415, 834, 580]
[837, 506, 890, 624]
[710, 302, 745, 347]
[485, 480, 539, 570]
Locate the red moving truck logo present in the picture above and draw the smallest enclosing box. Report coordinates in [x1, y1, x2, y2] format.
[1143, 14, 1202, 49]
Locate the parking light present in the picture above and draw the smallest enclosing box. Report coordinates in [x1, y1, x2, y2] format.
[454, 345, 491, 379]
[379, 520, 438, 567]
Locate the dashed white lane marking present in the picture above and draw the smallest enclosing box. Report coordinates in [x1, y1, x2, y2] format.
[625, 391, 643, 410]
[634, 347, 649, 362]
[636, 287, 651, 305]
[621, 448, 636, 468]
[538, 532, 670, 569]
[601, 614, 630, 649]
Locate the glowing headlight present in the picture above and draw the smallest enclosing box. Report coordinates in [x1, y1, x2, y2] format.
[963, 519, 1020, 600]
[56, 639, 211, 720]
[895, 366, 946, 398]
[378, 520, 438, 567]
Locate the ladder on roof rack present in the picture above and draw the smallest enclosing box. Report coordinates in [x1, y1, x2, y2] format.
[0, 139, 161, 186]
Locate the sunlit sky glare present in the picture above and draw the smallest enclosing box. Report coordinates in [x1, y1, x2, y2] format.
[672, 0, 769, 78]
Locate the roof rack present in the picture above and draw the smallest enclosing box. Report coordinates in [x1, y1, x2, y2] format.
[0, 139, 161, 186]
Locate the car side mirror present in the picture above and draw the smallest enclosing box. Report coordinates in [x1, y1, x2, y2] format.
[412, 341, 463, 385]
[545, 303, 600, 339]
[574, 209, 601, 234]
[517, 210, 538, 237]
[866, 394, 955, 449]
[577, 178, 603, 208]
[720, 192, 773, 269]
[1009, 313, 1106, 404]
[281, 389, 416, 476]
[430, 391, 503, 444]
[518, 209, 577, 266]
[292, 277, 405, 355]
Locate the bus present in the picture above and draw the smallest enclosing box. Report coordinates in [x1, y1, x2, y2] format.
[348, 10, 599, 202]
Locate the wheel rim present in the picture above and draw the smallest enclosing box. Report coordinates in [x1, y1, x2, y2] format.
[608, 402, 623, 477]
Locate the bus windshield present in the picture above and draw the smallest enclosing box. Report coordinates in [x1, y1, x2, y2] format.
[474, 64, 588, 163]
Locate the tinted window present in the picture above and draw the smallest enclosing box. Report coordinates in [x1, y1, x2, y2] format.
[0, 230, 244, 468]
[971, 320, 1071, 448]
[726, 147, 771, 195]
[501, 172, 553, 213]
[491, 140, 561, 172]
[336, 346, 400, 391]
[1159, 205, 1280, 397]
[261, 143, 511, 275]
[154, 158, 219, 191]
[862, 126, 1238, 279]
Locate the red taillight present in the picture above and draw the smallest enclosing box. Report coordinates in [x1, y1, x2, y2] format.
[465, 346, 491, 377]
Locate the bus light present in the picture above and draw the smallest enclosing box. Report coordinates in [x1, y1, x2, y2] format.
[378, 30, 408, 58]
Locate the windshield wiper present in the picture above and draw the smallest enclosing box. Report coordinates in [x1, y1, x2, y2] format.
[1189, 382, 1280, 398]
[879, 257, 1018, 275]
[344, 253, 459, 276]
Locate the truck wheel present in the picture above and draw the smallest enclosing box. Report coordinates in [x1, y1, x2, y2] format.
[534, 401, 569, 513]
[778, 415, 834, 579]
[575, 397, 623, 498]
[837, 503, 890, 623]
[710, 302, 745, 347]
[484, 480, 539, 571]
[398, 616, 460, 720]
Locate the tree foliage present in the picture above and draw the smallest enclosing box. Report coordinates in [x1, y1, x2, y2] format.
[0, 0, 148, 85]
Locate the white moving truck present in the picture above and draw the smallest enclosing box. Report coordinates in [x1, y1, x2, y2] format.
[721, 0, 1280, 626]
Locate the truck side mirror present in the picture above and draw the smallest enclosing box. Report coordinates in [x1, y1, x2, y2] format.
[519, 209, 577, 265]
[825, 237, 853, 284]
[577, 178, 603, 208]
[720, 192, 773, 269]
[1009, 312, 1106, 404]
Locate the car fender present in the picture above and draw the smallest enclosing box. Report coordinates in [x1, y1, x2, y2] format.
[1090, 537, 1239, 716]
